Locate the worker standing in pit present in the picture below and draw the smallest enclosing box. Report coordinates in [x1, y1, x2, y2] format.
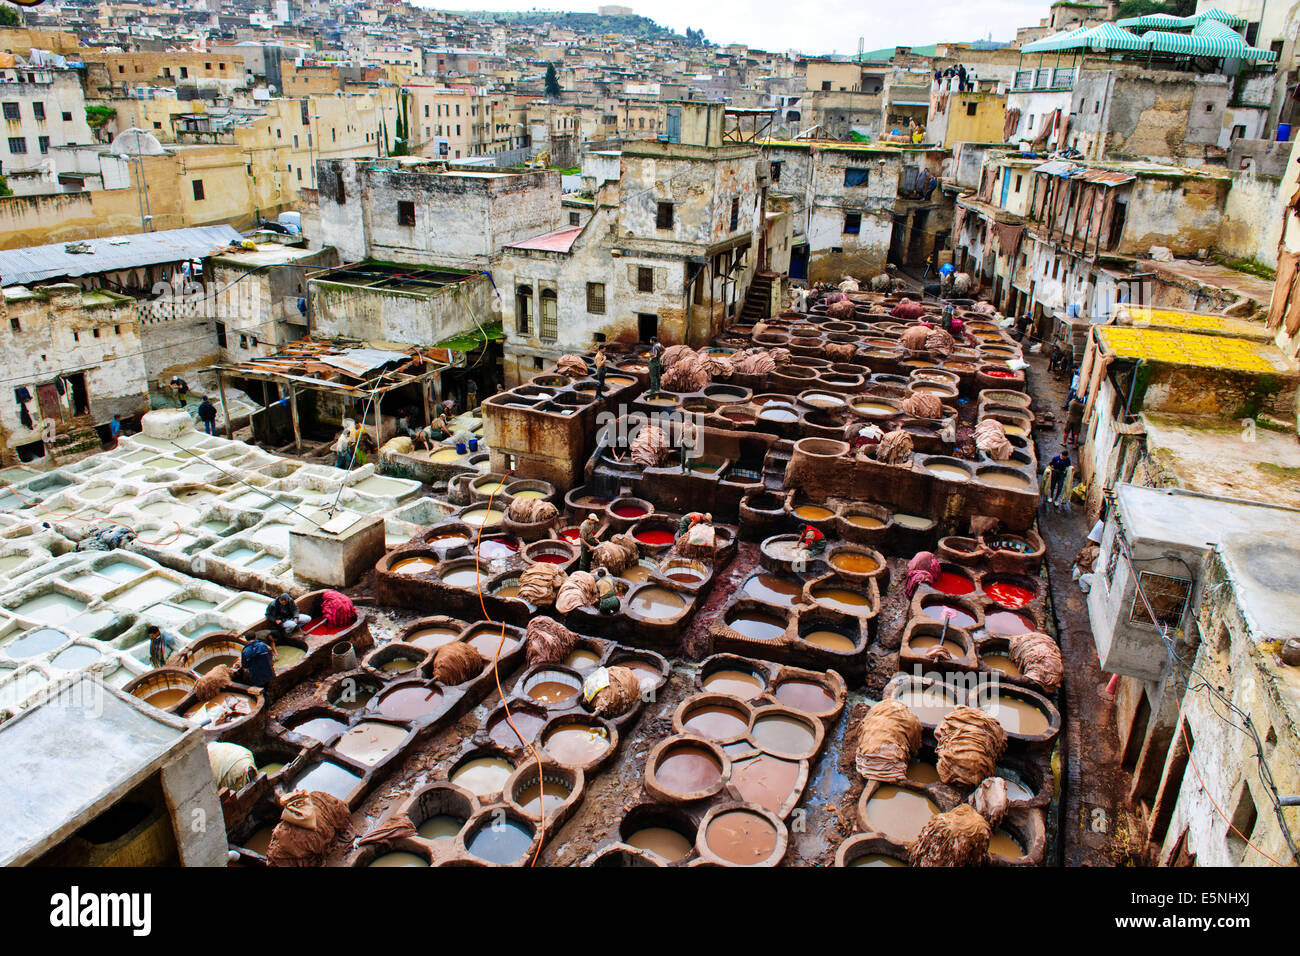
[594, 344, 608, 397]
[578, 512, 601, 572]
[647, 338, 663, 393]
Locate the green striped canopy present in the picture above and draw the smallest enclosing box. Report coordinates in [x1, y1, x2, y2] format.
[1021, 22, 1148, 53]
[1141, 19, 1277, 61]
[1117, 7, 1247, 28]
[1020, 26, 1090, 53]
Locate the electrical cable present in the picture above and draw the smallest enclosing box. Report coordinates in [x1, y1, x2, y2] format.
[1109, 508, 1297, 865]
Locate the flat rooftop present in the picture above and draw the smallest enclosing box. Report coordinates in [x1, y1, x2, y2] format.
[1096, 326, 1294, 375]
[1115, 483, 1300, 551]
[310, 261, 479, 294]
[0, 675, 196, 866]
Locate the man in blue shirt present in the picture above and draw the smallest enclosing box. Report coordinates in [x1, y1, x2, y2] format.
[109, 415, 122, 447]
[239, 634, 275, 687]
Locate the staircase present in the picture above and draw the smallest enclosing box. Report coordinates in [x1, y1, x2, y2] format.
[741, 272, 778, 323]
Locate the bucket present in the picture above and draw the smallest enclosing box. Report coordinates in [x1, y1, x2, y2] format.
[469, 438, 479, 452]
[455, 441, 468, 455]
[332, 642, 357, 672]
[1278, 123, 1293, 142]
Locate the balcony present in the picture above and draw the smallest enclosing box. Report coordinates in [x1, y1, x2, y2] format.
[1013, 67, 1076, 92]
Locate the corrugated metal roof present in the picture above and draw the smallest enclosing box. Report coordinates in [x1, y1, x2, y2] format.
[1033, 161, 1135, 186]
[0, 225, 242, 286]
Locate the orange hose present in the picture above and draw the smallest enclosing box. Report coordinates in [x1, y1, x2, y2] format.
[1179, 718, 1283, 866]
[471, 468, 548, 867]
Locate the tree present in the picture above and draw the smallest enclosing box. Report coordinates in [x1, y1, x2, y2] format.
[544, 63, 561, 100]
[0, 7, 21, 27]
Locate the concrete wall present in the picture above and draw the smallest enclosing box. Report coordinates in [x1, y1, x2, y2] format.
[0, 285, 150, 462]
[1075, 71, 1232, 164]
[767, 144, 902, 282]
[314, 159, 562, 268]
[1219, 170, 1286, 268]
[1118, 174, 1231, 257]
[308, 271, 495, 347]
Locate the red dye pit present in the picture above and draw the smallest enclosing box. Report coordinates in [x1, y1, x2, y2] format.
[558, 528, 580, 542]
[532, 553, 569, 564]
[933, 571, 975, 596]
[985, 581, 1034, 608]
[612, 505, 649, 519]
[984, 369, 1015, 379]
[304, 617, 349, 637]
[634, 529, 675, 546]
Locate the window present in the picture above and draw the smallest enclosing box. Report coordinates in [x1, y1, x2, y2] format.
[637, 267, 654, 293]
[424, 104, 429, 117]
[1094, 101, 1100, 114]
[1129, 572, 1191, 630]
[843, 167, 869, 187]
[730, 197, 739, 231]
[770, 160, 781, 183]
[192, 179, 205, 200]
[656, 201, 673, 229]
[1226, 783, 1259, 862]
[843, 212, 861, 234]
[1015, 174, 1023, 192]
[515, 285, 533, 335]
[821, 80, 832, 91]
[215, 323, 227, 348]
[8, 137, 26, 154]
[569, 212, 580, 226]
[10, 317, 19, 332]
[587, 282, 605, 314]
[1231, 124, 1246, 140]
[2, 102, 19, 120]
[1028, 114, 1034, 130]
[62, 111, 71, 122]
[37, 136, 48, 154]
[32, 102, 45, 121]
[540, 290, 558, 342]
[966, 101, 977, 117]
[180, 67, 188, 79]
[398, 200, 415, 226]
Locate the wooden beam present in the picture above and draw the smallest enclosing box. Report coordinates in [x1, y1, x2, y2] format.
[288, 383, 301, 454]
[217, 372, 232, 439]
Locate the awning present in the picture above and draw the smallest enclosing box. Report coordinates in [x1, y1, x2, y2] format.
[1022, 22, 1147, 53]
[1020, 26, 1090, 53]
[1141, 19, 1277, 61]
[1117, 6, 1246, 28]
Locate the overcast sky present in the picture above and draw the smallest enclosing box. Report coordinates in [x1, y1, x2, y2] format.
[426, 1, 1051, 55]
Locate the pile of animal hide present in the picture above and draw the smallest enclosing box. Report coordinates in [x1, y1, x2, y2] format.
[891, 299, 928, 321]
[900, 325, 931, 350]
[936, 706, 1007, 787]
[555, 570, 598, 613]
[874, 429, 914, 464]
[1009, 632, 1064, 695]
[432, 641, 485, 684]
[524, 615, 578, 666]
[924, 327, 954, 356]
[507, 497, 558, 523]
[901, 392, 943, 419]
[630, 423, 670, 467]
[908, 804, 991, 866]
[854, 700, 922, 782]
[518, 562, 566, 607]
[588, 665, 642, 717]
[266, 790, 353, 867]
[838, 275, 860, 293]
[826, 298, 857, 319]
[555, 354, 589, 378]
[591, 532, 639, 575]
[824, 342, 858, 363]
[661, 352, 709, 391]
[974, 418, 1013, 461]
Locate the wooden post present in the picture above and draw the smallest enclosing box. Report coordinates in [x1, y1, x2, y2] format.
[372, 388, 382, 454]
[421, 372, 433, 427]
[217, 372, 232, 439]
[288, 383, 301, 454]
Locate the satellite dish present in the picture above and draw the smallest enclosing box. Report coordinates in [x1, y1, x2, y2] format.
[109, 128, 166, 156]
